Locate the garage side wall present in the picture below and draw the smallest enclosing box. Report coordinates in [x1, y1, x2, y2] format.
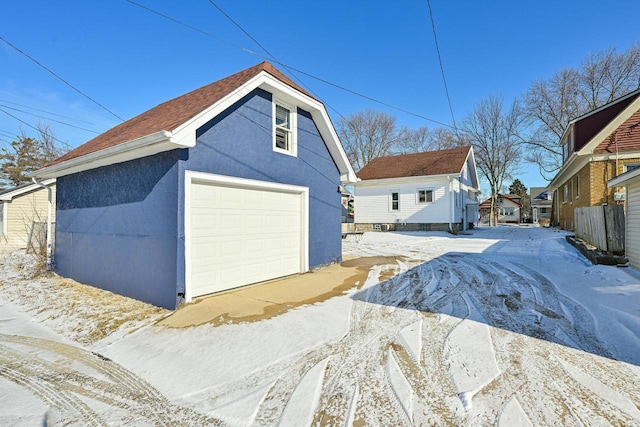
[175, 88, 342, 292]
[55, 150, 180, 309]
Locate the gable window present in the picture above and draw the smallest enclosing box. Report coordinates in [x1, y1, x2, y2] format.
[416, 189, 433, 204]
[273, 101, 297, 156]
[390, 191, 400, 211]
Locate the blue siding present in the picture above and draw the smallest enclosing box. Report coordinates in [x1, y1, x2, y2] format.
[176, 89, 342, 293]
[55, 150, 180, 309]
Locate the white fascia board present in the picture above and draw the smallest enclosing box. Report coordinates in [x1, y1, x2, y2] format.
[34, 131, 176, 179]
[0, 178, 56, 201]
[464, 147, 480, 190]
[609, 166, 640, 187]
[355, 173, 458, 187]
[578, 95, 640, 155]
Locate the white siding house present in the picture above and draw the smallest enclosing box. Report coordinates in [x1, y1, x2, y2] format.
[609, 167, 640, 270]
[354, 146, 479, 232]
[0, 179, 56, 252]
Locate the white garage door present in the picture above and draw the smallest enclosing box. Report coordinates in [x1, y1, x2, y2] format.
[188, 175, 306, 299]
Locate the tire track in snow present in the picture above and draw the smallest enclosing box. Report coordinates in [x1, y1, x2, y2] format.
[0, 334, 224, 426]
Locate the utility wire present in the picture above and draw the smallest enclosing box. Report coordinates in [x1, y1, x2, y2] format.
[426, 0, 457, 131]
[205, 1, 350, 123]
[0, 104, 100, 134]
[126, 0, 454, 129]
[0, 99, 96, 125]
[0, 35, 124, 122]
[0, 107, 70, 146]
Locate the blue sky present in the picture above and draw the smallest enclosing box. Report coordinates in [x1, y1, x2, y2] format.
[1, 1, 640, 191]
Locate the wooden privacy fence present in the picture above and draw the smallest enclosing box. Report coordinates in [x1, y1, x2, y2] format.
[574, 205, 625, 254]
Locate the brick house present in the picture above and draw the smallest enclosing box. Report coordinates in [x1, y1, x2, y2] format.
[548, 89, 640, 230]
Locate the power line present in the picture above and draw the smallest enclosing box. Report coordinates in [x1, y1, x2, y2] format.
[0, 107, 70, 146]
[426, 0, 457, 130]
[126, 0, 454, 129]
[0, 104, 100, 134]
[0, 35, 124, 122]
[0, 98, 96, 125]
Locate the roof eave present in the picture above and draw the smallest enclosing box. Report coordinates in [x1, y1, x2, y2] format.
[0, 178, 56, 201]
[608, 166, 640, 187]
[355, 172, 460, 186]
[34, 131, 179, 179]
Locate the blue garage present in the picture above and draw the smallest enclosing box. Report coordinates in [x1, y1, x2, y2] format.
[35, 62, 356, 309]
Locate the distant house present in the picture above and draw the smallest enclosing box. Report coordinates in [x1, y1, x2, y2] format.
[354, 146, 480, 232]
[0, 179, 56, 252]
[548, 89, 640, 230]
[530, 187, 552, 224]
[609, 167, 640, 269]
[478, 194, 522, 224]
[35, 62, 356, 309]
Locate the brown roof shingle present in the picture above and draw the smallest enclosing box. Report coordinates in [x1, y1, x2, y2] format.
[356, 146, 472, 180]
[49, 61, 312, 166]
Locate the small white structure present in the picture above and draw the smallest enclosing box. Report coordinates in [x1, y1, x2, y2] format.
[354, 146, 480, 232]
[609, 167, 640, 269]
[0, 179, 56, 252]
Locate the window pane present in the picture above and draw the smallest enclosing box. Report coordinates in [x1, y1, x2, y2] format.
[426, 190, 433, 202]
[276, 105, 289, 129]
[391, 192, 399, 210]
[275, 127, 288, 150]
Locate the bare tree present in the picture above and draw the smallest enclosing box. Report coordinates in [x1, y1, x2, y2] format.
[462, 95, 524, 226]
[522, 43, 640, 179]
[0, 123, 67, 189]
[337, 110, 401, 171]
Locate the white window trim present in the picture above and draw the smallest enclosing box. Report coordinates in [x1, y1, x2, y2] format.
[272, 99, 297, 157]
[416, 188, 434, 205]
[389, 190, 400, 212]
[575, 175, 580, 199]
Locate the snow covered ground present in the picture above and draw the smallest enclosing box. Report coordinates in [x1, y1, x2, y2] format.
[1, 225, 640, 426]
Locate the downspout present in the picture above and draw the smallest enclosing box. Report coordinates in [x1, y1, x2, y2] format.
[448, 176, 454, 233]
[31, 177, 52, 271]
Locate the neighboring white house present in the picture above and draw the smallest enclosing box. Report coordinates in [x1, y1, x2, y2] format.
[479, 194, 522, 224]
[609, 166, 640, 270]
[354, 146, 480, 232]
[0, 179, 56, 252]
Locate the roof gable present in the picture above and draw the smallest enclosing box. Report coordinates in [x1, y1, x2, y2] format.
[36, 62, 356, 182]
[356, 146, 473, 181]
[479, 194, 522, 208]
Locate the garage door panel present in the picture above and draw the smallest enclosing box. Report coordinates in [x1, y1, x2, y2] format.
[190, 180, 303, 298]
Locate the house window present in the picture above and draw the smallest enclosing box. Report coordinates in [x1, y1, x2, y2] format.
[625, 163, 640, 172]
[563, 184, 568, 204]
[575, 175, 579, 199]
[416, 189, 433, 204]
[0, 202, 4, 235]
[500, 207, 514, 216]
[390, 191, 400, 211]
[273, 101, 296, 155]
